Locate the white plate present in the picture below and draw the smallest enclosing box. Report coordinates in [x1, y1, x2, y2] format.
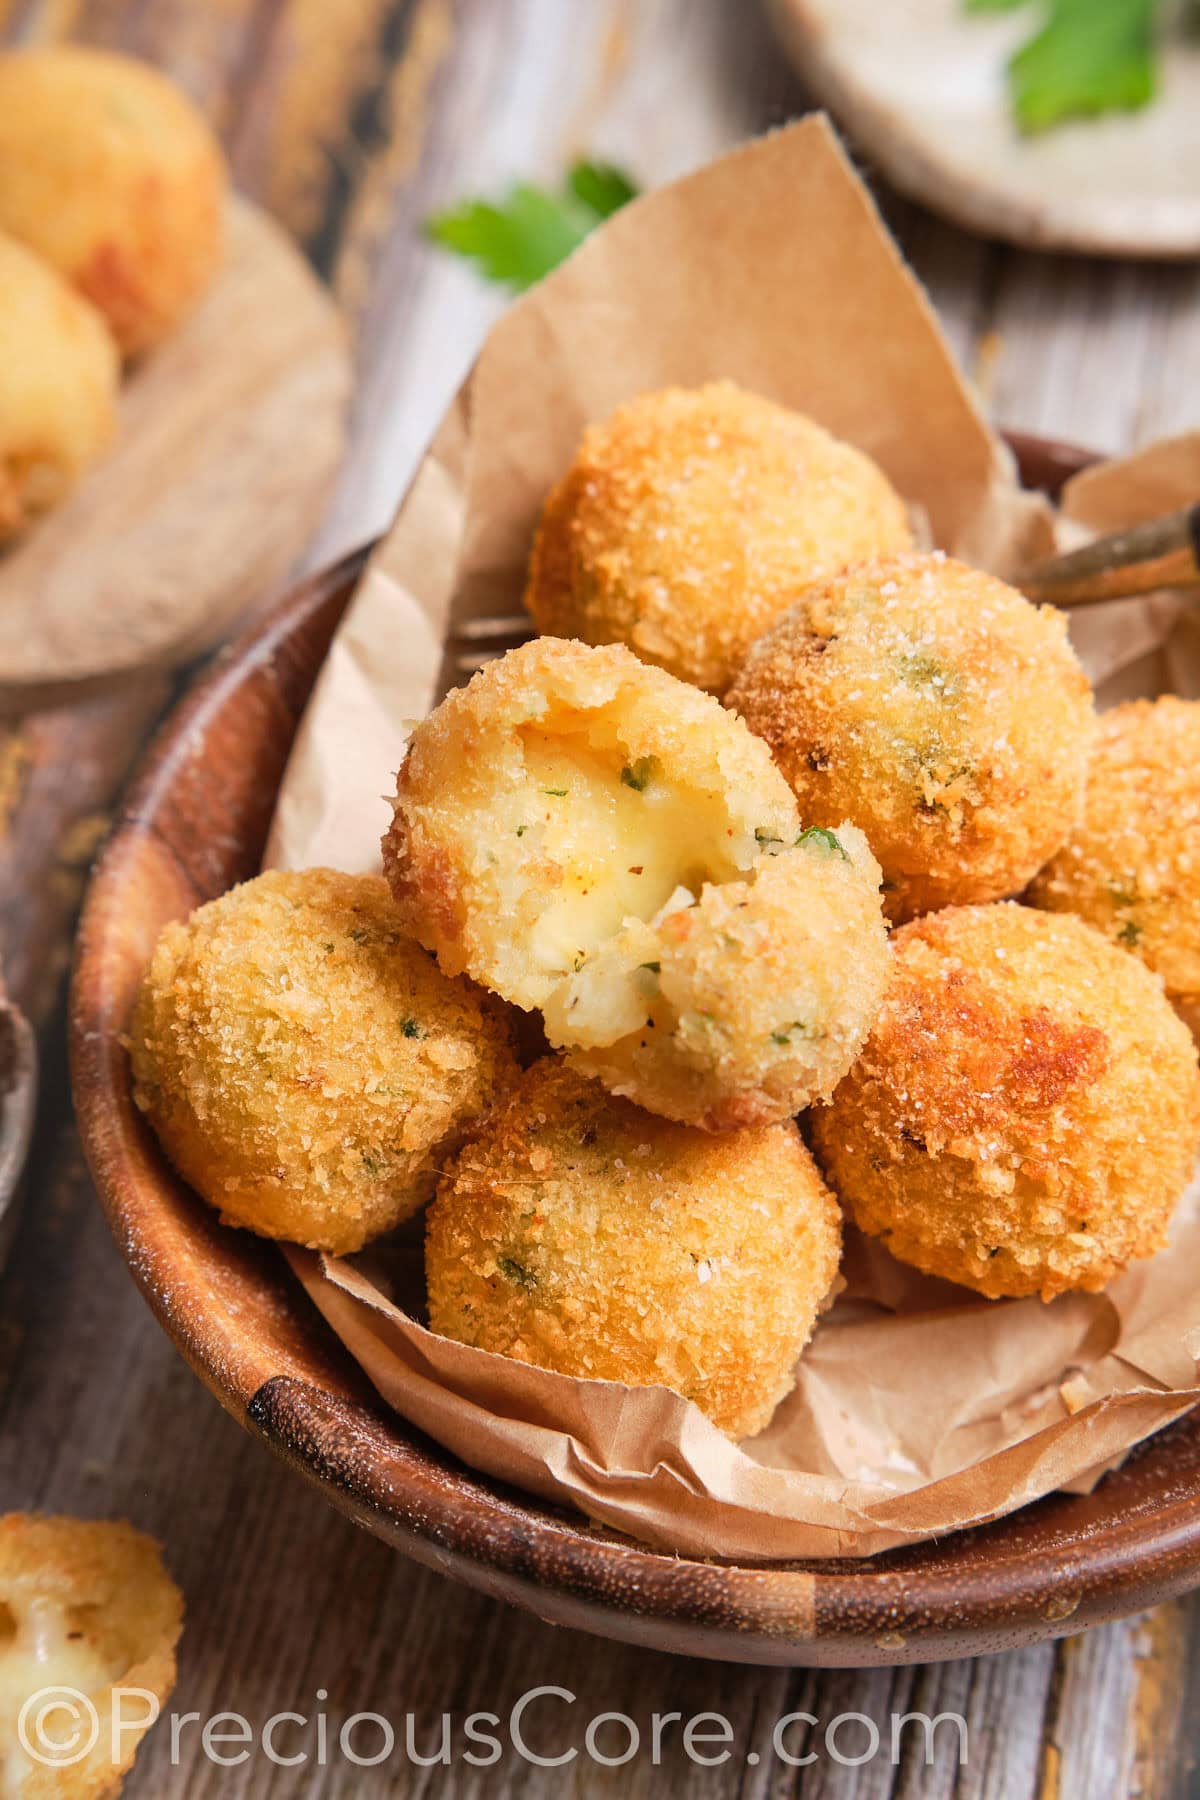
[768, 0, 1200, 257]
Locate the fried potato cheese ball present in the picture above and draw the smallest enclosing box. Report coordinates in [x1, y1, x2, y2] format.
[0, 1514, 182, 1797]
[0, 234, 118, 542]
[727, 552, 1095, 923]
[427, 1060, 842, 1438]
[130, 869, 518, 1254]
[524, 381, 912, 694]
[0, 47, 226, 356]
[383, 638, 890, 1130]
[1029, 697, 1200, 1039]
[812, 904, 1200, 1301]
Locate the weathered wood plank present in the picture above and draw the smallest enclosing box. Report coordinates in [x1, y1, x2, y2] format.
[2, 1, 1200, 1796]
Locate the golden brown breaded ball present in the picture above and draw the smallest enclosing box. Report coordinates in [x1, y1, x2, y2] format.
[1029, 697, 1200, 1039]
[811, 903, 1200, 1302]
[0, 233, 119, 542]
[0, 1514, 182, 1796]
[0, 47, 226, 356]
[129, 869, 519, 1254]
[384, 637, 890, 1130]
[427, 1059, 842, 1438]
[727, 551, 1096, 923]
[524, 381, 912, 694]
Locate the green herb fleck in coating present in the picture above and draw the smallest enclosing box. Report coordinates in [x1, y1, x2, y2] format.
[620, 757, 657, 791]
[497, 1255, 538, 1289]
[796, 825, 849, 861]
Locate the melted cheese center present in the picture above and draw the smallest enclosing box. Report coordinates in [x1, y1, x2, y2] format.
[0, 1598, 120, 1792]
[519, 727, 738, 995]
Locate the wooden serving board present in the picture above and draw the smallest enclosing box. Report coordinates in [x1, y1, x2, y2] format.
[0, 196, 351, 697]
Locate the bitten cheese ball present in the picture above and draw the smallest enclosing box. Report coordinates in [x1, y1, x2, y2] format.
[727, 552, 1096, 922]
[384, 638, 890, 1129]
[812, 904, 1200, 1301]
[129, 869, 518, 1254]
[0, 1514, 182, 1797]
[524, 381, 912, 693]
[0, 233, 118, 542]
[0, 47, 226, 356]
[1029, 697, 1200, 1039]
[427, 1059, 842, 1439]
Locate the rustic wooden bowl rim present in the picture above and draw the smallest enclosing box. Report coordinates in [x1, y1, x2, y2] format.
[69, 434, 1200, 1666]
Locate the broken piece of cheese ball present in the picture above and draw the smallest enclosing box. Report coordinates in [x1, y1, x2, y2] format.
[129, 868, 518, 1254]
[728, 552, 1096, 923]
[812, 903, 1200, 1301]
[0, 1514, 182, 1797]
[427, 1059, 843, 1439]
[1029, 697, 1200, 1039]
[383, 638, 890, 1130]
[0, 232, 118, 543]
[524, 381, 912, 694]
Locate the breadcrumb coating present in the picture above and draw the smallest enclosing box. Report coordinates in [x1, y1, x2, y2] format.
[812, 904, 1200, 1301]
[0, 234, 118, 543]
[727, 552, 1095, 923]
[383, 637, 890, 1128]
[1029, 697, 1200, 1039]
[129, 869, 518, 1253]
[0, 1513, 182, 1798]
[427, 1059, 842, 1438]
[0, 47, 226, 356]
[524, 381, 912, 694]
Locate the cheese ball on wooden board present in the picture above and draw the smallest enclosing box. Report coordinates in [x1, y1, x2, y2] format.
[0, 46, 227, 356]
[0, 233, 118, 543]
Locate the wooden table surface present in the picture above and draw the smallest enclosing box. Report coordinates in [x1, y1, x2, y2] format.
[2, 2, 1200, 1795]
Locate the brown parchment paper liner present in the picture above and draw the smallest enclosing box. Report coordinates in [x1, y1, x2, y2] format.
[264, 117, 1200, 1561]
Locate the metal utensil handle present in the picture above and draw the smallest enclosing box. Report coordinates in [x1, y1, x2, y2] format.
[1020, 502, 1200, 608]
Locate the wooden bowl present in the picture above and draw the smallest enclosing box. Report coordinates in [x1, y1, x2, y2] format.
[71, 437, 1200, 1667]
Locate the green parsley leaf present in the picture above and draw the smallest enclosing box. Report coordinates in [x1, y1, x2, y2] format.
[400, 1017, 423, 1039]
[498, 1256, 538, 1290]
[770, 1021, 810, 1046]
[567, 159, 639, 218]
[964, 0, 1159, 134]
[621, 757, 657, 791]
[426, 159, 639, 293]
[1011, 0, 1156, 132]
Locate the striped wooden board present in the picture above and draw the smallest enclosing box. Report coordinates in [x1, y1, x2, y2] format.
[2, 2, 1199, 1794]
